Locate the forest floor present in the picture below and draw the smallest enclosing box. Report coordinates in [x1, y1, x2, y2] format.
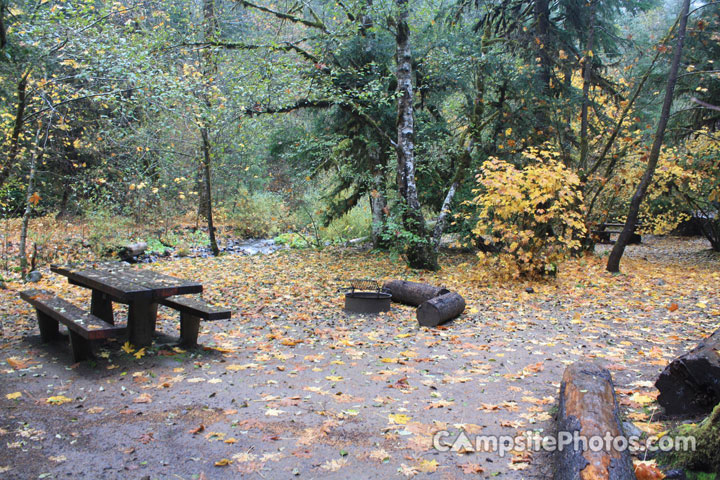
[0, 235, 718, 479]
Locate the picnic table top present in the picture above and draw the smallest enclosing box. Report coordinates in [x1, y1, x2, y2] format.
[50, 263, 203, 303]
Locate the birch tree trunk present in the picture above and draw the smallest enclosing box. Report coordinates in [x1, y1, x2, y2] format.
[394, 0, 438, 270]
[607, 0, 690, 273]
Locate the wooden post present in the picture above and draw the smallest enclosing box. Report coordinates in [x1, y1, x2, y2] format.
[179, 312, 201, 348]
[416, 292, 466, 327]
[555, 362, 635, 480]
[128, 300, 158, 348]
[36, 309, 59, 342]
[90, 290, 114, 324]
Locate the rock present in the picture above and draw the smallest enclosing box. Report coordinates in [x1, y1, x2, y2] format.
[622, 421, 642, 438]
[525, 287, 534, 294]
[663, 469, 686, 480]
[26, 270, 42, 283]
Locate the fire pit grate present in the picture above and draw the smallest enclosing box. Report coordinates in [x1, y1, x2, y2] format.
[342, 279, 391, 314]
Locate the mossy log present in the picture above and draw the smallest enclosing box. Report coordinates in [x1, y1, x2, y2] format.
[656, 327, 720, 416]
[555, 362, 635, 480]
[659, 402, 720, 474]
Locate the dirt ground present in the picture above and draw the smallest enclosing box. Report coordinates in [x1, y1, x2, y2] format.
[1, 236, 718, 479]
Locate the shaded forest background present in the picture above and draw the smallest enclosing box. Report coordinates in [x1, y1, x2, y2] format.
[0, 0, 718, 276]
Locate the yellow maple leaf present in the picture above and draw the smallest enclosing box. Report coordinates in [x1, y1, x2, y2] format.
[29, 192, 41, 206]
[325, 375, 343, 382]
[121, 341, 135, 354]
[47, 395, 73, 405]
[6, 392, 22, 400]
[214, 458, 232, 467]
[133, 347, 146, 359]
[388, 413, 411, 425]
[629, 392, 654, 405]
[417, 459, 439, 473]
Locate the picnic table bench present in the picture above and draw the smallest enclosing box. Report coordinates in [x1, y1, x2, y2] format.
[20, 289, 126, 362]
[160, 295, 231, 348]
[591, 222, 643, 245]
[19, 263, 231, 361]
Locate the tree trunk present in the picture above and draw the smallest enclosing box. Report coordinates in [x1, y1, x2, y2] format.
[199, 0, 220, 256]
[555, 362, 635, 480]
[533, 0, 551, 134]
[655, 327, 720, 417]
[20, 124, 48, 279]
[201, 127, 219, 256]
[394, 0, 438, 271]
[383, 280, 449, 307]
[0, 0, 7, 50]
[369, 147, 388, 248]
[416, 292, 466, 327]
[578, 2, 595, 172]
[607, 0, 690, 273]
[0, 73, 28, 189]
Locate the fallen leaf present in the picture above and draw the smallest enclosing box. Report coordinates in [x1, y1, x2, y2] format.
[388, 413, 411, 425]
[134, 393, 152, 404]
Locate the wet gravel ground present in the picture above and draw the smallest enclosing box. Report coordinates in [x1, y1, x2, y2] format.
[0, 235, 718, 479]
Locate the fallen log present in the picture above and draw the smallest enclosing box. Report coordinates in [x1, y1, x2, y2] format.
[119, 242, 147, 261]
[655, 327, 720, 416]
[416, 292, 465, 327]
[556, 362, 635, 480]
[382, 280, 449, 307]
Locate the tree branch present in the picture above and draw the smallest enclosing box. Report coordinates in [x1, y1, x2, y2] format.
[235, 0, 330, 33]
[690, 97, 720, 112]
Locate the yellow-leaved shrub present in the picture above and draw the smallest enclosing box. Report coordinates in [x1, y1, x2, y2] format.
[471, 150, 587, 278]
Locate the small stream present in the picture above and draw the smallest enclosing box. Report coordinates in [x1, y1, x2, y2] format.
[134, 238, 284, 263]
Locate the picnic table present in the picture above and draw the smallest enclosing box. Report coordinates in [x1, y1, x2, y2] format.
[50, 263, 203, 348]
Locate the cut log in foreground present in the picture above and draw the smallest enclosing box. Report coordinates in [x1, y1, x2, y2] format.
[382, 280, 449, 307]
[655, 327, 720, 416]
[556, 362, 635, 480]
[416, 292, 465, 327]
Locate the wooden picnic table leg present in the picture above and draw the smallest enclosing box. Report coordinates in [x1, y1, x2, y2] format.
[91, 290, 114, 324]
[36, 309, 60, 342]
[179, 312, 201, 348]
[127, 300, 158, 348]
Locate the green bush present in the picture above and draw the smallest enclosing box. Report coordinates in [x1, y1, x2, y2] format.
[273, 232, 309, 248]
[84, 205, 135, 257]
[221, 190, 293, 239]
[322, 203, 371, 243]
